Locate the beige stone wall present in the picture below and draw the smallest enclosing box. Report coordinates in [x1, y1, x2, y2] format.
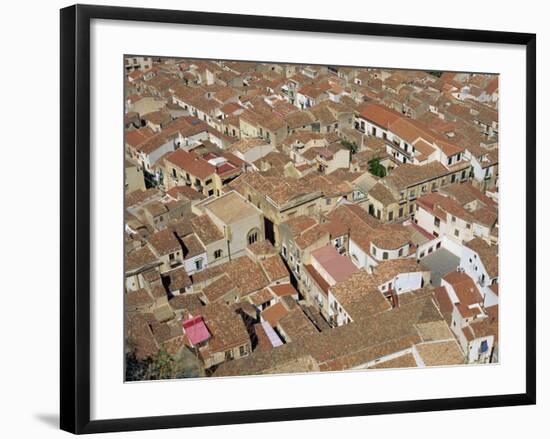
[239, 118, 259, 138]
[125, 165, 146, 193]
[164, 162, 222, 196]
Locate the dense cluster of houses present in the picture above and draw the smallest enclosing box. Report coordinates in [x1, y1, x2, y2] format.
[124, 57, 499, 377]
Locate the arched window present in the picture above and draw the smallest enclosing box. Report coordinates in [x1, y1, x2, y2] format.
[247, 228, 259, 245]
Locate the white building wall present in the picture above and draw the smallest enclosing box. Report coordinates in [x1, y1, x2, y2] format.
[467, 335, 494, 364]
[371, 243, 410, 261]
[460, 245, 491, 286]
[416, 238, 441, 259]
[184, 252, 207, 275]
[471, 157, 485, 180]
[442, 235, 464, 257]
[241, 144, 274, 164]
[139, 140, 175, 170]
[393, 272, 423, 294]
[482, 286, 499, 307]
[327, 292, 351, 327]
[349, 239, 368, 268]
[415, 206, 440, 237]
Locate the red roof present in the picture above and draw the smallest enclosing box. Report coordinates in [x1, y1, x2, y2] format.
[125, 127, 156, 148]
[128, 70, 144, 80]
[166, 149, 216, 180]
[485, 77, 499, 95]
[270, 283, 298, 297]
[311, 245, 359, 283]
[358, 103, 402, 129]
[216, 162, 237, 175]
[220, 102, 243, 115]
[182, 316, 210, 346]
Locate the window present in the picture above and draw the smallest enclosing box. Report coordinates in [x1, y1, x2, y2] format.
[205, 178, 212, 185]
[454, 229, 460, 237]
[409, 204, 414, 214]
[480, 340, 489, 353]
[399, 207, 404, 217]
[436, 242, 441, 249]
[388, 211, 394, 221]
[214, 249, 223, 259]
[169, 253, 175, 261]
[466, 223, 471, 229]
[195, 258, 203, 270]
[239, 345, 248, 357]
[247, 230, 259, 245]
[398, 248, 403, 257]
[282, 245, 287, 257]
[172, 168, 177, 178]
[383, 252, 389, 260]
[434, 217, 440, 227]
[451, 174, 457, 183]
[447, 157, 452, 165]
[372, 247, 377, 256]
[451, 216, 456, 223]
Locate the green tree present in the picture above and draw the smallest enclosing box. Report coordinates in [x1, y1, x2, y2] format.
[368, 157, 387, 177]
[341, 139, 359, 155]
[125, 352, 152, 382]
[149, 348, 177, 380]
[126, 345, 205, 381]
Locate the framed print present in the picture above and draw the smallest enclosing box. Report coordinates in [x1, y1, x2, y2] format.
[60, 4, 536, 434]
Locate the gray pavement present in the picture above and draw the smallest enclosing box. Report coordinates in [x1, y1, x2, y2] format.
[421, 248, 460, 287]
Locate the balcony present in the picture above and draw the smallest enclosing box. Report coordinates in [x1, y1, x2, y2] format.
[169, 259, 182, 268]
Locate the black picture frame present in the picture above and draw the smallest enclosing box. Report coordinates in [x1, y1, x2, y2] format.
[60, 3, 536, 434]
